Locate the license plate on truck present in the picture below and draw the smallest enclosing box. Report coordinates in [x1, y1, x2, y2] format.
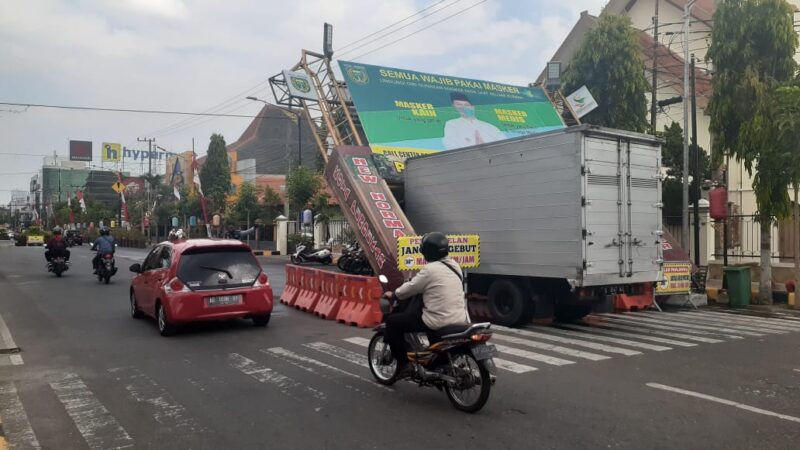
[206, 295, 242, 306]
[471, 344, 497, 360]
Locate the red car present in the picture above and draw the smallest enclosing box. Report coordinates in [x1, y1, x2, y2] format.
[129, 239, 273, 336]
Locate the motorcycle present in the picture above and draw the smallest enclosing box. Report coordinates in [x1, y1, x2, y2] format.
[337, 242, 357, 271]
[47, 256, 69, 277]
[291, 240, 333, 265]
[337, 243, 374, 275]
[367, 275, 497, 413]
[96, 252, 117, 284]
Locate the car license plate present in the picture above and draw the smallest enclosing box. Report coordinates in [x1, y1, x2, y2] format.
[471, 344, 497, 361]
[206, 295, 242, 306]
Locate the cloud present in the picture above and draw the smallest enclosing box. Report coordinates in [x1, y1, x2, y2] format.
[0, 0, 607, 203]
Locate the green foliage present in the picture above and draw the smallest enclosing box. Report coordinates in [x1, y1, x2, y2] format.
[286, 165, 321, 216]
[199, 133, 231, 213]
[659, 122, 712, 217]
[230, 182, 259, 224]
[562, 14, 649, 132]
[260, 185, 282, 224]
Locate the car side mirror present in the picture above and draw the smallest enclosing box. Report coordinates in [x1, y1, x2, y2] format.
[129, 263, 142, 273]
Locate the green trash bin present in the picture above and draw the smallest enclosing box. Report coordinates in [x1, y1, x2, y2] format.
[724, 266, 751, 307]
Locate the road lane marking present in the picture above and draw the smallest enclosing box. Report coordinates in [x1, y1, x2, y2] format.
[304, 342, 368, 367]
[559, 323, 697, 347]
[639, 311, 786, 334]
[673, 312, 797, 333]
[0, 355, 23, 367]
[0, 382, 40, 450]
[685, 311, 800, 330]
[263, 347, 386, 393]
[228, 353, 326, 401]
[107, 367, 197, 432]
[545, 326, 673, 351]
[603, 313, 765, 337]
[497, 326, 642, 356]
[491, 333, 610, 361]
[647, 383, 800, 424]
[597, 314, 746, 339]
[492, 344, 573, 366]
[0, 314, 20, 354]
[583, 318, 724, 343]
[49, 373, 134, 450]
[338, 337, 538, 374]
[696, 310, 800, 325]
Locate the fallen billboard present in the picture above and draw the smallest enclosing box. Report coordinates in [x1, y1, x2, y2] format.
[338, 60, 564, 173]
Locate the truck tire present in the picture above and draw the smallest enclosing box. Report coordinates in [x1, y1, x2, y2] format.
[487, 279, 532, 327]
[554, 304, 592, 323]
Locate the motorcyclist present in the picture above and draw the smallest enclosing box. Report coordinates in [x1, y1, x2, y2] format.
[382, 232, 469, 376]
[91, 227, 116, 274]
[45, 226, 70, 265]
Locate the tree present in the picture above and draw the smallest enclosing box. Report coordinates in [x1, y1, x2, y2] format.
[260, 185, 282, 224]
[707, 0, 798, 303]
[231, 182, 259, 225]
[199, 133, 231, 214]
[562, 14, 649, 132]
[660, 122, 711, 217]
[286, 165, 321, 217]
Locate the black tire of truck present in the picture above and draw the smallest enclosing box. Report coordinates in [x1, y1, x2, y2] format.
[487, 279, 532, 327]
[554, 304, 592, 323]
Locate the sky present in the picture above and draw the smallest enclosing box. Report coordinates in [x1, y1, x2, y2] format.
[0, 0, 607, 204]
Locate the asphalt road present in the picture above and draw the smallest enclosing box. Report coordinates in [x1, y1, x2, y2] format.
[1, 241, 800, 449]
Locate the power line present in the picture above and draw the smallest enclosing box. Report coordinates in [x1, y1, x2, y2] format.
[350, 0, 489, 61]
[0, 102, 300, 119]
[337, 0, 463, 59]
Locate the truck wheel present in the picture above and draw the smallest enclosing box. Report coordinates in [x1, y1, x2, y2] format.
[554, 304, 592, 323]
[487, 279, 532, 327]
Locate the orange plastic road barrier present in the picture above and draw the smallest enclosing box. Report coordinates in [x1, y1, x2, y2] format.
[279, 265, 300, 306]
[337, 275, 383, 328]
[294, 268, 322, 312]
[313, 272, 344, 319]
[614, 284, 655, 311]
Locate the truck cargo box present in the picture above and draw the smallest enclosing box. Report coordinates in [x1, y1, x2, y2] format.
[404, 125, 662, 287]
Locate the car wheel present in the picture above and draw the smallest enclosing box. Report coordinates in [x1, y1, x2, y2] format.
[130, 291, 144, 319]
[157, 302, 175, 336]
[252, 314, 271, 327]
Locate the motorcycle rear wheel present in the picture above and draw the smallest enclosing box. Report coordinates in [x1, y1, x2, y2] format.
[444, 351, 492, 413]
[367, 331, 398, 386]
[337, 255, 349, 270]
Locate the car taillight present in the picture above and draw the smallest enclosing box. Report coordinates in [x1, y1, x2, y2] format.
[165, 277, 190, 293]
[254, 272, 269, 287]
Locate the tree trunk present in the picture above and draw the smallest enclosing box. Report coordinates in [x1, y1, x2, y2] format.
[759, 219, 772, 304]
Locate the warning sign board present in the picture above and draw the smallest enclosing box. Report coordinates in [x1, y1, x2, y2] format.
[397, 234, 480, 271]
[656, 262, 692, 295]
[111, 181, 126, 193]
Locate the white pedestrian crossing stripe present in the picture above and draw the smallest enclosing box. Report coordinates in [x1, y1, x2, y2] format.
[229, 352, 326, 402]
[0, 382, 40, 450]
[49, 373, 134, 450]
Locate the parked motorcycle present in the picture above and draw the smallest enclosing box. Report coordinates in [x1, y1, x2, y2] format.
[337, 243, 374, 275]
[367, 275, 497, 413]
[47, 256, 69, 277]
[291, 240, 333, 265]
[96, 252, 117, 284]
[337, 242, 357, 271]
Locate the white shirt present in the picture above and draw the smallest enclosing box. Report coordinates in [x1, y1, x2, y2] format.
[394, 257, 469, 330]
[442, 117, 507, 150]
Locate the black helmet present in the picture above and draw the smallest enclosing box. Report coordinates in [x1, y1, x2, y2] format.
[420, 232, 449, 262]
[100, 226, 110, 236]
[53, 226, 63, 235]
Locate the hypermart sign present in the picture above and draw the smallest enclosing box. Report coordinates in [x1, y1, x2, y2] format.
[122, 147, 168, 162]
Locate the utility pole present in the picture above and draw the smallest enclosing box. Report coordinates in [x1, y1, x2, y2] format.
[137, 137, 155, 176]
[681, 0, 696, 256]
[650, 0, 660, 133]
[691, 54, 700, 266]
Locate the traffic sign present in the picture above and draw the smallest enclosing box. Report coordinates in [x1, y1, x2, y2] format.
[112, 181, 126, 193]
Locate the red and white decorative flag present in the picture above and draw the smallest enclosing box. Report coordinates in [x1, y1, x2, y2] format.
[75, 191, 86, 212]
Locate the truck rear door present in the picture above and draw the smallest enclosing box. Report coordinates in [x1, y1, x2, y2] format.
[583, 136, 661, 284]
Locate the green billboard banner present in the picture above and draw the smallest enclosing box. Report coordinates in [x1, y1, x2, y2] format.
[338, 60, 565, 173]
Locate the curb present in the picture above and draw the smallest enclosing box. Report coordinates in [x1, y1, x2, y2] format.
[253, 250, 281, 256]
[0, 314, 20, 354]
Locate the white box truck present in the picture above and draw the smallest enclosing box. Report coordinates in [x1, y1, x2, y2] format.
[403, 125, 663, 326]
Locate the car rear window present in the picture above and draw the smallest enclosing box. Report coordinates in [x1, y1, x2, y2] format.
[177, 247, 261, 290]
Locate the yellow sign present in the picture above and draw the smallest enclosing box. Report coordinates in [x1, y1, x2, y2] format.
[111, 181, 126, 193]
[102, 142, 121, 162]
[27, 235, 44, 245]
[397, 234, 480, 271]
[656, 262, 692, 295]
